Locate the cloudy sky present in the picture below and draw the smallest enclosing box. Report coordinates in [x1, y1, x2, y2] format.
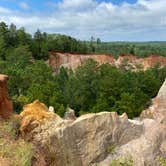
[0, 0, 166, 41]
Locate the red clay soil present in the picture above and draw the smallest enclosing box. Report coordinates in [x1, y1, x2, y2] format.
[141, 55, 166, 69]
[0, 74, 13, 119]
[49, 52, 166, 72]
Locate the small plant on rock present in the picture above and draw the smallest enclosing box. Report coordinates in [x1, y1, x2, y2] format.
[110, 156, 133, 166]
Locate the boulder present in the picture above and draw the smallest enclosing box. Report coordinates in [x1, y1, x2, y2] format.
[20, 109, 143, 166]
[64, 107, 76, 120]
[0, 74, 13, 119]
[19, 100, 62, 140]
[97, 118, 166, 166]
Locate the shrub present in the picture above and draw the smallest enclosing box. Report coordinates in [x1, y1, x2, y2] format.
[110, 156, 133, 166]
[157, 156, 166, 166]
[0, 116, 20, 139]
[0, 118, 34, 166]
[0, 139, 34, 166]
[107, 144, 116, 154]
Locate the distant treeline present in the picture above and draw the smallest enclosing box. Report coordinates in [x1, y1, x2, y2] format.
[0, 22, 166, 60]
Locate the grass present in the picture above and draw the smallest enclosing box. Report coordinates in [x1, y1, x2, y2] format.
[0, 116, 34, 166]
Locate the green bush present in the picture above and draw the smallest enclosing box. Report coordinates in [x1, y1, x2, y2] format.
[158, 156, 166, 166]
[110, 157, 133, 166]
[107, 144, 116, 154]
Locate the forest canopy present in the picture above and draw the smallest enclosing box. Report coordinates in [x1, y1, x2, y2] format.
[0, 22, 166, 60]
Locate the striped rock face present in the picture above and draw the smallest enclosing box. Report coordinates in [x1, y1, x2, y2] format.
[49, 52, 115, 72]
[49, 52, 166, 72]
[0, 74, 13, 119]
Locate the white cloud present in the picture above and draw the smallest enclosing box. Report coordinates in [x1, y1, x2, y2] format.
[0, 6, 11, 14]
[0, 0, 166, 41]
[58, 0, 97, 11]
[19, 2, 30, 10]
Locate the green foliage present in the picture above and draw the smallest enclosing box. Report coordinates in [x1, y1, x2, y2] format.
[47, 34, 88, 54]
[88, 41, 166, 58]
[0, 21, 166, 118]
[113, 93, 137, 118]
[1, 22, 166, 59]
[62, 60, 166, 118]
[110, 157, 133, 166]
[107, 144, 116, 154]
[157, 156, 166, 166]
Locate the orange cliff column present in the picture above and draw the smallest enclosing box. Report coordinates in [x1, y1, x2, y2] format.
[0, 74, 13, 119]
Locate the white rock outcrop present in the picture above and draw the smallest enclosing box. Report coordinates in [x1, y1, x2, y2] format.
[20, 79, 166, 166]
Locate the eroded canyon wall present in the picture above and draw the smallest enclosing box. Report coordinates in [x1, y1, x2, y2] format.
[49, 52, 166, 72]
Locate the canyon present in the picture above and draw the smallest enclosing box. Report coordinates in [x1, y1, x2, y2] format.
[19, 79, 166, 166]
[0, 74, 165, 166]
[49, 52, 166, 72]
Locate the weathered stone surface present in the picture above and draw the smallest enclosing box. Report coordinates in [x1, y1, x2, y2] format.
[64, 107, 76, 120]
[20, 108, 143, 166]
[97, 79, 166, 166]
[97, 118, 166, 166]
[141, 79, 166, 123]
[0, 74, 13, 119]
[20, 100, 62, 139]
[19, 79, 166, 166]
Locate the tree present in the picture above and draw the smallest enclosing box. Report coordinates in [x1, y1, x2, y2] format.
[32, 29, 48, 59]
[8, 23, 18, 46]
[33, 29, 42, 58]
[90, 36, 96, 53]
[0, 22, 8, 37]
[97, 38, 101, 44]
[0, 22, 8, 59]
[129, 45, 136, 55]
[17, 27, 32, 46]
[0, 36, 6, 60]
[113, 93, 136, 118]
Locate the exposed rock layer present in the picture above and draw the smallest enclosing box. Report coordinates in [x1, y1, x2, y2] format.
[20, 100, 61, 139]
[141, 79, 166, 123]
[19, 79, 166, 166]
[49, 52, 166, 72]
[0, 74, 13, 119]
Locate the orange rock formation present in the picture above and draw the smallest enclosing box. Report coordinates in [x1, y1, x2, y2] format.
[20, 100, 60, 138]
[49, 52, 115, 72]
[0, 74, 13, 119]
[49, 52, 166, 72]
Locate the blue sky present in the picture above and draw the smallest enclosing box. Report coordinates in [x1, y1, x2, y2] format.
[0, 0, 166, 41]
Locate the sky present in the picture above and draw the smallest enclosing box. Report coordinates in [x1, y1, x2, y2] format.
[0, 0, 166, 41]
